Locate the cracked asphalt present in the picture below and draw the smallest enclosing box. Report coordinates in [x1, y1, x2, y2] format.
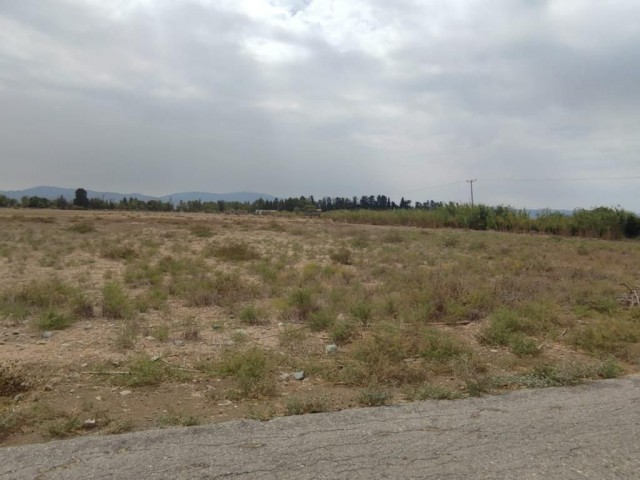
[2, 375, 640, 479]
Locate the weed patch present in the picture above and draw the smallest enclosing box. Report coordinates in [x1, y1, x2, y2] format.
[357, 388, 391, 406]
[68, 221, 95, 234]
[102, 281, 134, 319]
[285, 396, 329, 415]
[0, 366, 28, 397]
[209, 242, 260, 261]
[36, 309, 74, 330]
[215, 347, 278, 398]
[407, 384, 463, 400]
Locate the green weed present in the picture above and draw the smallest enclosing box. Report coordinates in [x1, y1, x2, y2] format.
[357, 388, 391, 406]
[215, 347, 278, 398]
[285, 396, 329, 415]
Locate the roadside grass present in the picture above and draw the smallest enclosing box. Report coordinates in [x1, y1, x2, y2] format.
[110, 355, 189, 387]
[493, 360, 622, 389]
[156, 411, 201, 427]
[357, 388, 392, 406]
[405, 384, 464, 401]
[212, 347, 279, 399]
[285, 396, 330, 415]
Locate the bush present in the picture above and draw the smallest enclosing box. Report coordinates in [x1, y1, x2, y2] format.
[239, 305, 268, 326]
[68, 221, 95, 234]
[357, 388, 391, 406]
[351, 302, 373, 326]
[188, 224, 213, 238]
[0, 365, 28, 397]
[330, 247, 352, 265]
[102, 281, 134, 319]
[210, 242, 260, 261]
[308, 309, 335, 332]
[215, 347, 277, 398]
[115, 355, 185, 387]
[287, 288, 317, 320]
[285, 396, 329, 415]
[410, 385, 463, 400]
[37, 309, 73, 330]
[508, 334, 540, 356]
[330, 318, 357, 345]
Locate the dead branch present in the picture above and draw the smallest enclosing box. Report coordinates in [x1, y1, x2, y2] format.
[619, 283, 640, 308]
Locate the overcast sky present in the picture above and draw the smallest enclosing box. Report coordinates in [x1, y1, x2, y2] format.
[1, 0, 639, 210]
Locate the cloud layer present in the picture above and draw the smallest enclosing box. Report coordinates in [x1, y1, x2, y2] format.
[1, 0, 639, 209]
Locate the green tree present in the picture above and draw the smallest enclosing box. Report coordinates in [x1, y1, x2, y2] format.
[73, 188, 89, 208]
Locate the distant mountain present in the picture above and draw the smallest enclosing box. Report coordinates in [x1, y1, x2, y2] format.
[160, 191, 276, 203]
[0, 186, 275, 204]
[0, 186, 156, 202]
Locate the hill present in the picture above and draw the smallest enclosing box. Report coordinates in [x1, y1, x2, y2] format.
[0, 186, 275, 203]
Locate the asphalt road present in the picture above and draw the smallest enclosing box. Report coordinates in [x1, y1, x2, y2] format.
[2, 376, 640, 479]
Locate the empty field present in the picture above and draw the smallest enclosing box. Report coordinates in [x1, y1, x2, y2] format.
[1, 209, 639, 445]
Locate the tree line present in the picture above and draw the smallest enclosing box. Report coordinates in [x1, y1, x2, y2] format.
[0, 188, 438, 213]
[2, 188, 639, 240]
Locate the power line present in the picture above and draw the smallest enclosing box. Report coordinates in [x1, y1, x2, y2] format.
[481, 175, 640, 183]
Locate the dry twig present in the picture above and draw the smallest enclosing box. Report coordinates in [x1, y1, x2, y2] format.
[619, 283, 640, 308]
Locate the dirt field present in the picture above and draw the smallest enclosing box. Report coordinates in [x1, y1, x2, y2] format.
[1, 209, 639, 445]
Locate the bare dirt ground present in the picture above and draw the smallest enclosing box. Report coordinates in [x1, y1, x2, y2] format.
[1, 209, 639, 446]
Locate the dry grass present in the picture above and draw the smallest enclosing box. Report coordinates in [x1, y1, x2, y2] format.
[0, 208, 639, 445]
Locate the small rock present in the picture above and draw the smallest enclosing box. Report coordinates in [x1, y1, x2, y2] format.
[83, 419, 97, 428]
[13, 393, 25, 402]
[41, 331, 53, 339]
[325, 344, 338, 355]
[174, 340, 185, 347]
[293, 371, 305, 381]
[95, 396, 102, 401]
[120, 390, 132, 396]
[83, 323, 93, 330]
[490, 349, 498, 353]
[43, 385, 53, 391]
[150, 355, 162, 362]
[36, 340, 47, 345]
[278, 373, 290, 381]
[145, 336, 155, 341]
[81, 363, 88, 368]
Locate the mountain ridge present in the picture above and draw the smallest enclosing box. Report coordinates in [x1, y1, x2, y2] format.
[0, 186, 276, 203]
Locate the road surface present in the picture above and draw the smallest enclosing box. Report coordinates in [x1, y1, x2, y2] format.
[2, 376, 640, 479]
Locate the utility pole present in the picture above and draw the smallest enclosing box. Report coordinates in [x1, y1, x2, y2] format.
[466, 179, 477, 207]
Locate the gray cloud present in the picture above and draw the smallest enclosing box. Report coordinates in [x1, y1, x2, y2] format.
[0, 0, 638, 209]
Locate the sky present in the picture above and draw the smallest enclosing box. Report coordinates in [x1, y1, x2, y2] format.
[0, 0, 639, 210]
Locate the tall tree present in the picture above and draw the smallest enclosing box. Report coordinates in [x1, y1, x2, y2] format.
[73, 188, 89, 208]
